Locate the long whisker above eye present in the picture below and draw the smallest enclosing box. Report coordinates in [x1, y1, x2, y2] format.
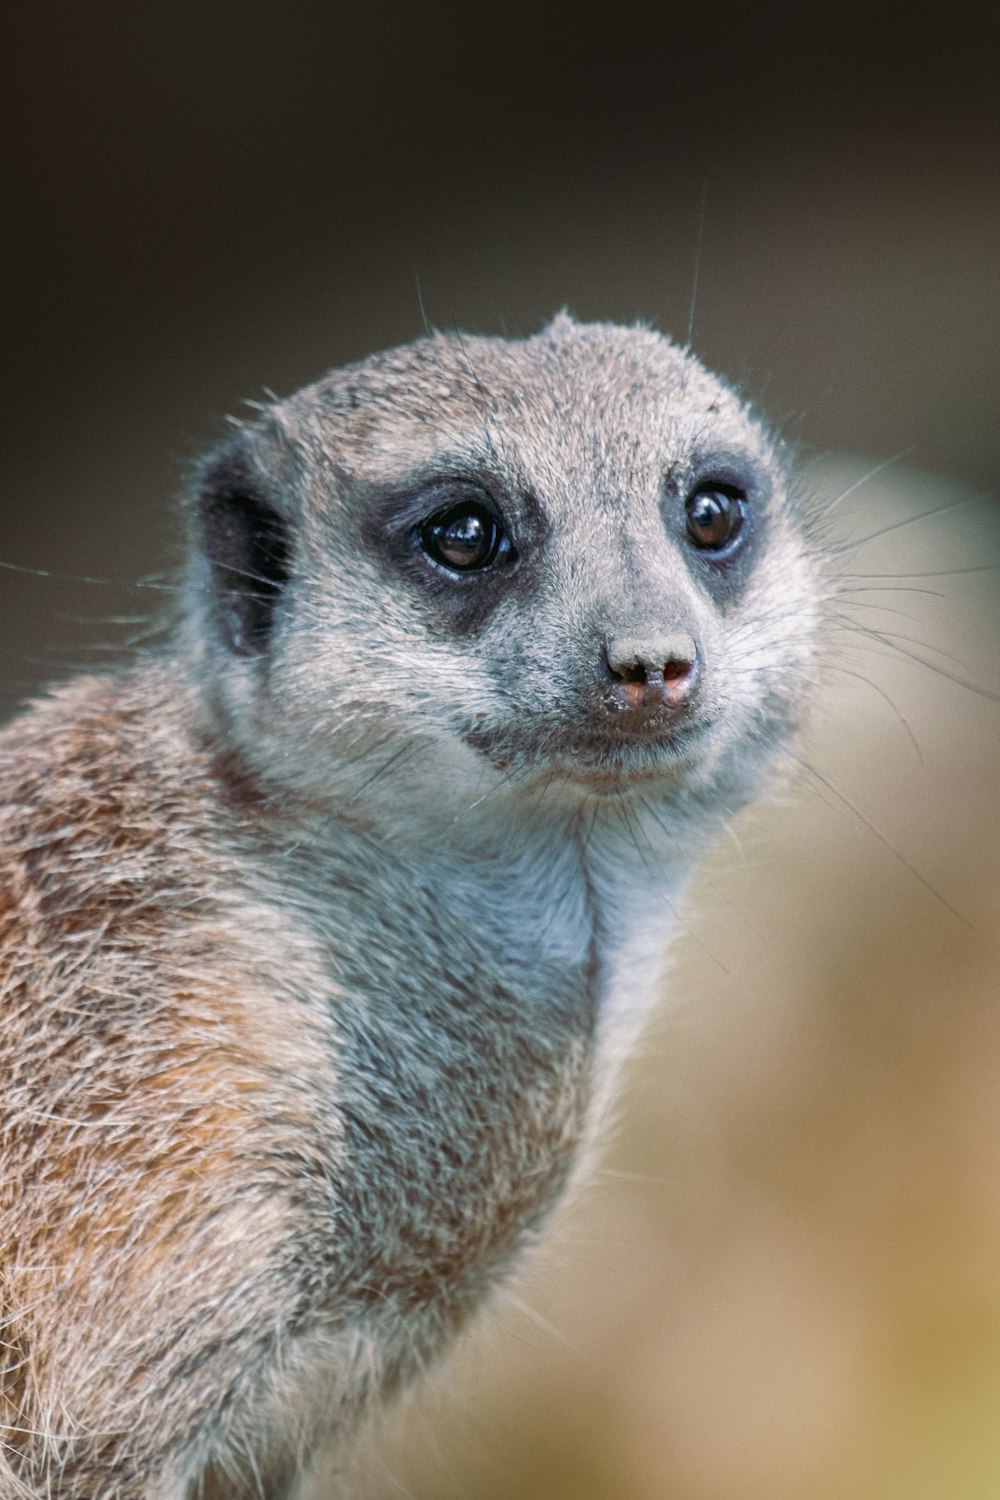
[685, 179, 709, 353]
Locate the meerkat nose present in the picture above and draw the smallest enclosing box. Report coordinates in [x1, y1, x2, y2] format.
[604, 633, 701, 714]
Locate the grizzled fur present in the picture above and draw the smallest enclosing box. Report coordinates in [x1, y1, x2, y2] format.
[0, 317, 823, 1497]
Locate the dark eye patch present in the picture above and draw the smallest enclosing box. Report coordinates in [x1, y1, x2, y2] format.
[663, 451, 771, 600]
[199, 446, 290, 656]
[365, 475, 532, 637]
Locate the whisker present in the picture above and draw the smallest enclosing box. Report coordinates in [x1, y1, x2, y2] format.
[787, 744, 974, 930]
[836, 563, 1000, 579]
[830, 619, 1000, 701]
[0, 558, 186, 594]
[835, 584, 945, 599]
[685, 180, 708, 352]
[823, 664, 923, 762]
[414, 271, 437, 339]
[822, 449, 915, 514]
[828, 599, 929, 627]
[841, 487, 994, 548]
[339, 742, 421, 808]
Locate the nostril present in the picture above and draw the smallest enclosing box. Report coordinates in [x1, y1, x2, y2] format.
[611, 660, 649, 685]
[604, 637, 701, 715]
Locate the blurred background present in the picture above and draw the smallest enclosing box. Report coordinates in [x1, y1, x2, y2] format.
[2, 4, 999, 1496]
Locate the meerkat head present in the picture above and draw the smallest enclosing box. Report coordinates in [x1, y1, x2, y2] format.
[185, 315, 822, 830]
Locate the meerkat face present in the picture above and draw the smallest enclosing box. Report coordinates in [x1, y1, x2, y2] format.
[190, 316, 822, 822]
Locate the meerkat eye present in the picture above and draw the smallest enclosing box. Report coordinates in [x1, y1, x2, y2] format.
[419, 502, 511, 572]
[684, 483, 747, 552]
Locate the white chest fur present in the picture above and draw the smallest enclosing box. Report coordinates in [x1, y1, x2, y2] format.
[406, 790, 697, 1074]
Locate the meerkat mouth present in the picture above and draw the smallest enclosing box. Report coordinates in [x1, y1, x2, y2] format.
[556, 761, 692, 795]
[465, 716, 711, 790]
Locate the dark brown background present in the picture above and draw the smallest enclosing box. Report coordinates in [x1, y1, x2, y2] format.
[2, 7, 999, 1498]
[2, 1, 998, 711]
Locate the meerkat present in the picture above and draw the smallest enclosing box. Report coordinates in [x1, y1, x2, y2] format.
[0, 315, 824, 1499]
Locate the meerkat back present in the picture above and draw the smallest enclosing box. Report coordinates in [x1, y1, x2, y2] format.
[0, 316, 823, 1498]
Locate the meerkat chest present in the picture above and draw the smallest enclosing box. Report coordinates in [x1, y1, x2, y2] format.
[269, 807, 693, 1309]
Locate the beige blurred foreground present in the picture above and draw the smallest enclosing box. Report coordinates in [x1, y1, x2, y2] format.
[331, 462, 1000, 1500]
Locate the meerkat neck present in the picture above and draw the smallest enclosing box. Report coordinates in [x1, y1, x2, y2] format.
[244, 753, 698, 1086]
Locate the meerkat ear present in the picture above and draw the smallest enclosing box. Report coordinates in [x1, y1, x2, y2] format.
[196, 439, 292, 657]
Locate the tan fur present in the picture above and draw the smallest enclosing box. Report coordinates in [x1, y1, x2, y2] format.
[0, 317, 824, 1496]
